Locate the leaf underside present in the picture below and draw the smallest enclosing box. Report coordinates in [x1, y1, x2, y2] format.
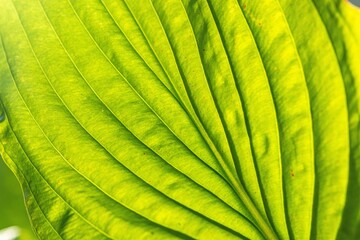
[0, 0, 359, 239]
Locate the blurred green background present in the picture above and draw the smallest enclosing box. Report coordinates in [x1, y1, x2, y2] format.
[0, 157, 35, 240]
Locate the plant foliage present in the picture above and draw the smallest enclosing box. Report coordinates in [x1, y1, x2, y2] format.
[0, 0, 359, 239]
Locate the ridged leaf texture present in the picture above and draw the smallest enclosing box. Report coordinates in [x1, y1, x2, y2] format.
[0, 0, 359, 239]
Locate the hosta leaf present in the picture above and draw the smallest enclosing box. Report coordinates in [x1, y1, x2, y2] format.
[0, 0, 359, 239]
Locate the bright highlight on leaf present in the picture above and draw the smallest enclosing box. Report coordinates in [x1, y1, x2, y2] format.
[0, 0, 359, 239]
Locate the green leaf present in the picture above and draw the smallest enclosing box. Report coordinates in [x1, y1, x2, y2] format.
[0, 0, 359, 239]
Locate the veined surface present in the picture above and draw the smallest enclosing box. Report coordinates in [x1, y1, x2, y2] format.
[0, 0, 359, 239]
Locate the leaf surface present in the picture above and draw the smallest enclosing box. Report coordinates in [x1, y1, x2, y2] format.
[0, 0, 359, 239]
